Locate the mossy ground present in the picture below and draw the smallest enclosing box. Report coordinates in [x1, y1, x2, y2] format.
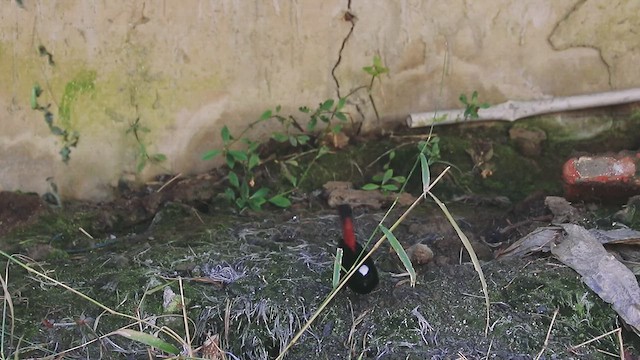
[3, 203, 637, 359]
[2, 111, 640, 358]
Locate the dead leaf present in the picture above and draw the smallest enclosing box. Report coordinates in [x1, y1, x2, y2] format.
[551, 224, 640, 332]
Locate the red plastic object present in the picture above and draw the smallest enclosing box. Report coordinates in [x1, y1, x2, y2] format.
[562, 152, 640, 202]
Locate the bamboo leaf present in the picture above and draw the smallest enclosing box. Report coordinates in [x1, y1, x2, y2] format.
[380, 225, 415, 286]
[419, 153, 430, 194]
[113, 329, 180, 355]
[332, 248, 343, 289]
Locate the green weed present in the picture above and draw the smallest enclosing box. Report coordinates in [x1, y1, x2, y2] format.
[30, 84, 79, 164]
[125, 117, 167, 173]
[362, 150, 406, 193]
[459, 90, 490, 120]
[203, 56, 389, 211]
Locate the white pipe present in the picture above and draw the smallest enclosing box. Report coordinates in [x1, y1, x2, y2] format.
[406, 88, 640, 128]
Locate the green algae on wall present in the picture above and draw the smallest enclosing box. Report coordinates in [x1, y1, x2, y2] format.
[58, 69, 97, 127]
[28, 68, 97, 163]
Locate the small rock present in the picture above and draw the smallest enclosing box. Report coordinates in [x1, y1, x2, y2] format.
[509, 127, 547, 157]
[324, 181, 414, 209]
[545, 196, 583, 223]
[407, 243, 434, 265]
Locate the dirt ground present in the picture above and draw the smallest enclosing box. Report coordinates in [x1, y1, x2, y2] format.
[2, 119, 640, 359]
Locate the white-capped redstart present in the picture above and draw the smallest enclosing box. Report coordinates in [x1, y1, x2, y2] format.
[338, 204, 379, 294]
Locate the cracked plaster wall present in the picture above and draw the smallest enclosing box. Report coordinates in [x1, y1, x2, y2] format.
[0, 0, 637, 199]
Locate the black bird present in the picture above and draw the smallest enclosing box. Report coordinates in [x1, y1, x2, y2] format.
[337, 204, 379, 294]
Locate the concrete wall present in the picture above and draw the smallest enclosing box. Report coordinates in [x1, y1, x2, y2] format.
[0, 0, 637, 199]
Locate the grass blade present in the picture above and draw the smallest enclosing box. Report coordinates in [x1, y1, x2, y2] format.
[419, 153, 430, 194]
[428, 192, 490, 335]
[113, 329, 180, 355]
[380, 225, 416, 287]
[332, 248, 343, 289]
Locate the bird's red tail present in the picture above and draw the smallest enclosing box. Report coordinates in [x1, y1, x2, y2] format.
[338, 205, 357, 252]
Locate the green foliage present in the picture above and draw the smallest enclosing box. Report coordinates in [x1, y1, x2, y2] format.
[361, 55, 389, 122]
[380, 225, 415, 286]
[31, 84, 79, 163]
[299, 97, 350, 136]
[362, 55, 389, 78]
[114, 329, 180, 355]
[459, 90, 490, 120]
[417, 135, 441, 165]
[125, 117, 167, 173]
[362, 134, 443, 195]
[362, 150, 406, 193]
[29, 71, 97, 164]
[203, 121, 301, 211]
[204, 56, 389, 211]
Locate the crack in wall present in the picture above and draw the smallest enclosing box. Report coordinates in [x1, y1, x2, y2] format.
[331, 1, 366, 132]
[331, 1, 355, 99]
[548, 0, 614, 88]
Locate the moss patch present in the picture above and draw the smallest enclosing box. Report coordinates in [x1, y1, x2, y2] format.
[58, 70, 97, 127]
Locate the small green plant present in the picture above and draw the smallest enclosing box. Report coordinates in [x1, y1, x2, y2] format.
[125, 117, 167, 173]
[203, 56, 389, 211]
[202, 117, 292, 211]
[459, 90, 490, 120]
[417, 135, 441, 165]
[361, 135, 442, 194]
[299, 98, 349, 137]
[269, 105, 310, 146]
[362, 150, 406, 193]
[362, 55, 389, 122]
[266, 99, 350, 143]
[30, 84, 79, 163]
